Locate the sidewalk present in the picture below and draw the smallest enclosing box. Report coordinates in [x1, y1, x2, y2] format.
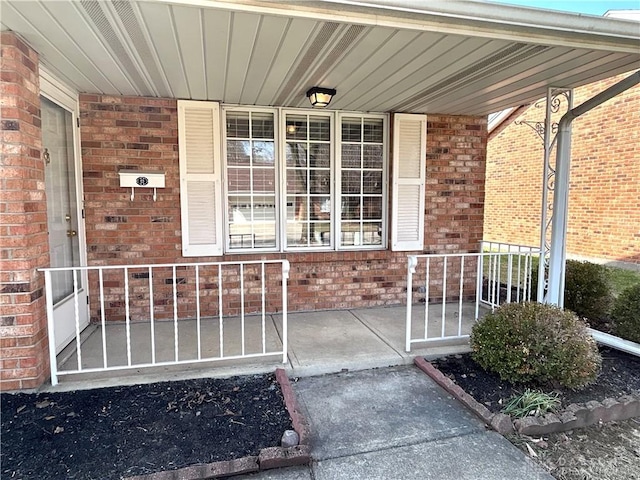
[237, 366, 553, 480]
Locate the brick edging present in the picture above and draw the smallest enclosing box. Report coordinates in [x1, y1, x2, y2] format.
[125, 369, 311, 480]
[414, 357, 640, 436]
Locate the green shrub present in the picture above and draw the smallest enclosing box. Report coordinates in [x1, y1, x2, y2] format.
[470, 302, 601, 389]
[530, 260, 613, 327]
[563, 260, 613, 323]
[611, 283, 640, 343]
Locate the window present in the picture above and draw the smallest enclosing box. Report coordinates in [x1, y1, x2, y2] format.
[284, 112, 332, 248]
[339, 115, 385, 247]
[178, 101, 425, 256]
[225, 109, 277, 250]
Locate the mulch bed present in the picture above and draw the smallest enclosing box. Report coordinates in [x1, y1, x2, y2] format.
[1, 373, 293, 480]
[432, 347, 640, 414]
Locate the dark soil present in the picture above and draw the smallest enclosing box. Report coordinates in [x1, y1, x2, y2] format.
[1, 374, 293, 480]
[432, 347, 640, 413]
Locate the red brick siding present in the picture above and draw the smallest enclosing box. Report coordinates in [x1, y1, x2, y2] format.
[0, 32, 50, 391]
[80, 96, 487, 318]
[485, 72, 640, 265]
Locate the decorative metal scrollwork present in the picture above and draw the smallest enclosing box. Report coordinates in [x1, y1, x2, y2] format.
[515, 87, 573, 300]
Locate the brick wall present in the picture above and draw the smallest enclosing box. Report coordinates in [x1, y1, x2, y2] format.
[485, 72, 640, 265]
[80, 95, 487, 317]
[0, 32, 50, 390]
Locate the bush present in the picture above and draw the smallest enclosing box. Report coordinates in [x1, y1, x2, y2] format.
[611, 283, 640, 343]
[563, 260, 613, 323]
[470, 302, 601, 389]
[530, 260, 613, 327]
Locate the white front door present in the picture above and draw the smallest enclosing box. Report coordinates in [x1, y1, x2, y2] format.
[42, 95, 89, 353]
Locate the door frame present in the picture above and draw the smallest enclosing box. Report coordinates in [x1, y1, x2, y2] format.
[40, 68, 89, 353]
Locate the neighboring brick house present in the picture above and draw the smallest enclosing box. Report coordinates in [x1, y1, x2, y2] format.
[484, 71, 640, 268]
[1, 0, 638, 390]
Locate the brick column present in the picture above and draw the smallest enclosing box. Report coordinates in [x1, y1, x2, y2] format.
[0, 32, 50, 390]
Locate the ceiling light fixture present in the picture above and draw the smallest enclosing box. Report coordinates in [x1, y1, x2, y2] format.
[306, 87, 336, 108]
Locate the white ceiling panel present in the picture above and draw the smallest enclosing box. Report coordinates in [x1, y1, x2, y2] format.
[172, 6, 207, 99]
[203, 9, 231, 101]
[138, 2, 189, 99]
[1, 0, 637, 115]
[224, 12, 262, 104]
[254, 17, 318, 106]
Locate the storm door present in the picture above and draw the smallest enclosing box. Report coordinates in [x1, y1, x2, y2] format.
[42, 95, 89, 353]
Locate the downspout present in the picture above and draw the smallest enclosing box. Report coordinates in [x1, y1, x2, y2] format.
[546, 70, 640, 307]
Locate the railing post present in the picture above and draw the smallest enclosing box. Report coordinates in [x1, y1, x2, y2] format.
[475, 252, 482, 320]
[405, 255, 417, 352]
[281, 260, 290, 364]
[43, 270, 58, 386]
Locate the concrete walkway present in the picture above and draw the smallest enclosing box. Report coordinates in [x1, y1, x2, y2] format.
[237, 366, 553, 480]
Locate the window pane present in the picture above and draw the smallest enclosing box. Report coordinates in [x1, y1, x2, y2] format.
[363, 171, 382, 194]
[253, 167, 276, 193]
[309, 116, 331, 141]
[363, 196, 382, 219]
[363, 144, 383, 169]
[227, 140, 250, 166]
[310, 144, 330, 168]
[310, 170, 330, 194]
[342, 171, 361, 194]
[363, 118, 384, 143]
[251, 112, 274, 139]
[226, 111, 250, 137]
[286, 142, 308, 167]
[228, 195, 276, 248]
[252, 141, 274, 166]
[227, 167, 251, 193]
[341, 196, 361, 219]
[342, 117, 362, 142]
[286, 115, 307, 141]
[341, 144, 361, 168]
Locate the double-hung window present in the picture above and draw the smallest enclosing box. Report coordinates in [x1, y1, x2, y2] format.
[178, 100, 425, 256]
[338, 114, 385, 248]
[225, 108, 277, 250]
[284, 112, 333, 249]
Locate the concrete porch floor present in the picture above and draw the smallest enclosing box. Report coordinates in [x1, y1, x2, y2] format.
[51, 303, 487, 391]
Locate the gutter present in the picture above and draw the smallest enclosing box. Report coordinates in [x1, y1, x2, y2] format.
[545, 70, 640, 307]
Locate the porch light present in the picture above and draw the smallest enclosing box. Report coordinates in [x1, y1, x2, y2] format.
[306, 87, 336, 108]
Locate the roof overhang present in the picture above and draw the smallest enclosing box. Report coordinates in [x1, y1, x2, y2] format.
[1, 0, 639, 115]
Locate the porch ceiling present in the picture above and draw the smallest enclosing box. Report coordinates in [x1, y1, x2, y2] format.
[2, 0, 639, 115]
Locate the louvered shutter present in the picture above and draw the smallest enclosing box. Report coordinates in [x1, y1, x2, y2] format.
[391, 113, 426, 251]
[178, 100, 223, 257]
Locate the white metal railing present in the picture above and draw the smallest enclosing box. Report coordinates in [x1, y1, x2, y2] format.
[479, 241, 540, 309]
[41, 260, 289, 385]
[405, 247, 539, 352]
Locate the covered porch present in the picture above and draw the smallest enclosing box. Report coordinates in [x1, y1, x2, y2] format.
[2, 0, 639, 391]
[52, 304, 482, 389]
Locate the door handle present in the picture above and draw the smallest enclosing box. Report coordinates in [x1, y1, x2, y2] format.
[66, 230, 77, 237]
